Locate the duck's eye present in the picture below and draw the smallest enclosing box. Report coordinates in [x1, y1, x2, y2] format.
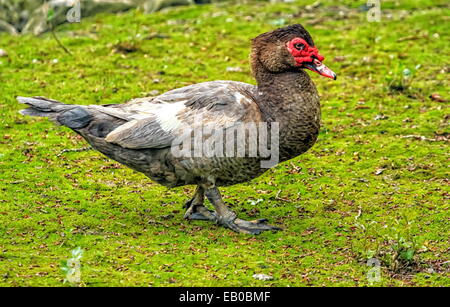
[294, 43, 305, 50]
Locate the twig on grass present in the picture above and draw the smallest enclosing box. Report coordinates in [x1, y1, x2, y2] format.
[57, 146, 92, 157]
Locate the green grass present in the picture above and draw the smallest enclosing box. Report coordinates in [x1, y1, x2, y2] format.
[0, 0, 449, 286]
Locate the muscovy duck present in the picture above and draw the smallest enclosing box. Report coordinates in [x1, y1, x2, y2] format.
[18, 24, 336, 234]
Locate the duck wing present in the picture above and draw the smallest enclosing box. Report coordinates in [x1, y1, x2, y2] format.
[102, 81, 260, 149]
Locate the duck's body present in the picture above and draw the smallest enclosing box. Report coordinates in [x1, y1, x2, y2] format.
[18, 24, 335, 234]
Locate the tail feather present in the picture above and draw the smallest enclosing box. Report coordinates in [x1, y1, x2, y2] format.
[18, 96, 92, 129]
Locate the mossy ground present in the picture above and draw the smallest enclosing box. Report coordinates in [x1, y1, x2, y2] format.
[0, 0, 448, 286]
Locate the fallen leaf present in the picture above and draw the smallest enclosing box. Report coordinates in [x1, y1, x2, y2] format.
[253, 273, 273, 281]
[226, 66, 243, 72]
[374, 114, 389, 120]
[430, 93, 446, 102]
[375, 168, 385, 175]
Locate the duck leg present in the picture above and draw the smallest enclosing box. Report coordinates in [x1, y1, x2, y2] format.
[184, 186, 216, 221]
[203, 185, 281, 235]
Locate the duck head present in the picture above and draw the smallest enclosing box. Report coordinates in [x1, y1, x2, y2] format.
[251, 24, 336, 80]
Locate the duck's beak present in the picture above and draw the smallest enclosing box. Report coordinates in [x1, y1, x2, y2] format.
[303, 59, 337, 80]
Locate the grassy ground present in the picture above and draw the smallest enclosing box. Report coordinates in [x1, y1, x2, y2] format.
[0, 0, 448, 286]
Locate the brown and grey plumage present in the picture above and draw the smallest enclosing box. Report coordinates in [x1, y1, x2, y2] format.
[18, 24, 336, 234]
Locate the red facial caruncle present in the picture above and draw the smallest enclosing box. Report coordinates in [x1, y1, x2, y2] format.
[286, 37, 336, 80]
[286, 38, 324, 65]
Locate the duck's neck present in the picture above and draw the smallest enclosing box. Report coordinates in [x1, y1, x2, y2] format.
[253, 62, 322, 161]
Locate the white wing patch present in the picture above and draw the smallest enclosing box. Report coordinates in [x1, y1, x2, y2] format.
[234, 92, 246, 104]
[233, 92, 253, 106]
[121, 100, 186, 130]
[105, 100, 186, 144]
[153, 101, 186, 132]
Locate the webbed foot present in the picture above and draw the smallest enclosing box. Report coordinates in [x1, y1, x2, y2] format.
[217, 211, 281, 234]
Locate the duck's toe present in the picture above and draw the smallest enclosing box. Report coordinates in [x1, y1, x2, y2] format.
[219, 215, 282, 235]
[184, 204, 216, 221]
